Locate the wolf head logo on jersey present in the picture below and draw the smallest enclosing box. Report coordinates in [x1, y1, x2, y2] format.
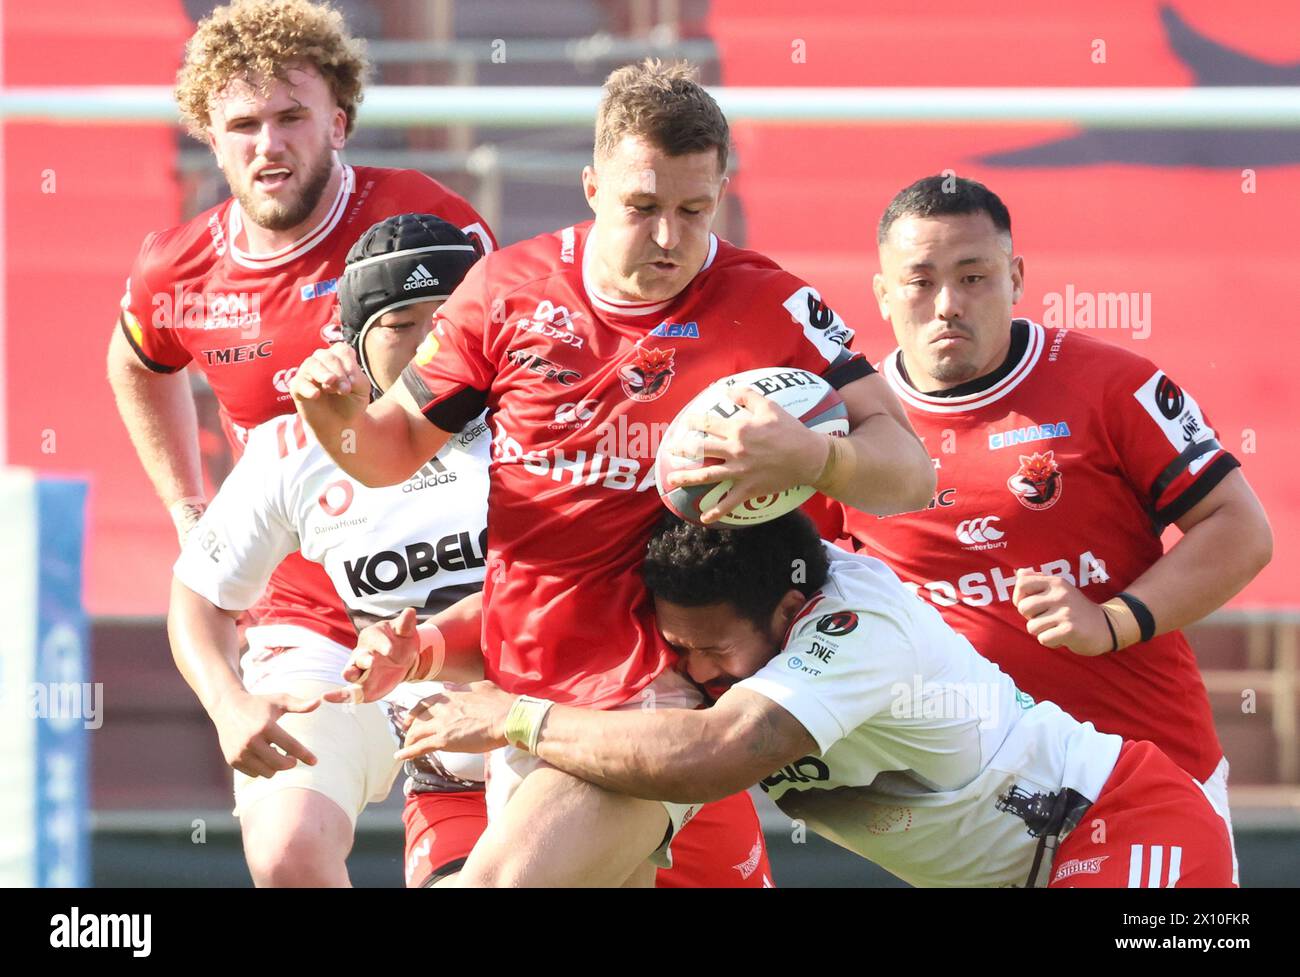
[619, 346, 676, 402]
[1007, 450, 1063, 511]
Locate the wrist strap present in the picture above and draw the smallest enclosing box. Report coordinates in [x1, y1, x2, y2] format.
[407, 621, 447, 682]
[1115, 592, 1156, 644]
[504, 695, 555, 753]
[1100, 605, 1119, 653]
[1100, 599, 1141, 651]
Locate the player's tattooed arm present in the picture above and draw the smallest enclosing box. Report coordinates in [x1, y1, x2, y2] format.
[398, 683, 817, 804]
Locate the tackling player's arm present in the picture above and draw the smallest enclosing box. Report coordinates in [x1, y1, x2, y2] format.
[106, 325, 207, 542]
[290, 342, 451, 487]
[168, 577, 320, 777]
[1014, 470, 1272, 655]
[398, 683, 817, 805]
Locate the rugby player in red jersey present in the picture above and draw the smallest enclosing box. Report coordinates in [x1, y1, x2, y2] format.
[814, 175, 1272, 882]
[293, 60, 936, 886]
[170, 210, 775, 890]
[106, 0, 495, 886]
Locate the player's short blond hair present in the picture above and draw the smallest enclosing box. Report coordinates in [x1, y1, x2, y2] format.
[175, 0, 369, 140]
[594, 59, 729, 172]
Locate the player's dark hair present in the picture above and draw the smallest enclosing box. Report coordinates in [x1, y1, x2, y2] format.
[642, 511, 828, 627]
[877, 175, 1012, 244]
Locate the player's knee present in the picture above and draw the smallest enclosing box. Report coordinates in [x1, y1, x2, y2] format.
[245, 828, 350, 887]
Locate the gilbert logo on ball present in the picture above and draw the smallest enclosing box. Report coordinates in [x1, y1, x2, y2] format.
[655, 367, 849, 526]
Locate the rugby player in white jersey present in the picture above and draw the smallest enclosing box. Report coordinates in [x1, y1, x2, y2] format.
[398, 512, 1236, 888]
[169, 215, 490, 886]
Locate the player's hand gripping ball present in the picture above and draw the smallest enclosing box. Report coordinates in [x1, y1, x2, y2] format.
[655, 367, 848, 526]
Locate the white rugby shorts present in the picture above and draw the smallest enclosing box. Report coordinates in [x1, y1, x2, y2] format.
[231, 625, 400, 827]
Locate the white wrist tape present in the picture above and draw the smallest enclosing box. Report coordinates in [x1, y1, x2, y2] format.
[409, 621, 447, 682]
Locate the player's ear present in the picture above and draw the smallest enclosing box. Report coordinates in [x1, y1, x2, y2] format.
[1009, 255, 1025, 304]
[773, 589, 808, 635]
[872, 272, 890, 321]
[581, 164, 600, 214]
[329, 105, 348, 150]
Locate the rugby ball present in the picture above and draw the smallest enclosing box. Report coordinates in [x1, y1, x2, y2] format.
[655, 367, 849, 526]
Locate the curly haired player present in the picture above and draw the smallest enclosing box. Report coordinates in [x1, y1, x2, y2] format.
[108, 0, 495, 886]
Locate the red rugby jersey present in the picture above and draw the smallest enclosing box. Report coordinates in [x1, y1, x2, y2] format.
[825, 319, 1234, 780]
[402, 221, 871, 707]
[120, 164, 496, 645]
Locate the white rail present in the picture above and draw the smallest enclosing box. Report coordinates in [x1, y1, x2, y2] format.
[2, 86, 1298, 127]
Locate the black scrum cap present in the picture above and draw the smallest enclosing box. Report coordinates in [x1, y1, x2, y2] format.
[339, 213, 480, 387]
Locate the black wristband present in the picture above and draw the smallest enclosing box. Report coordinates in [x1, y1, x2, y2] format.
[1116, 592, 1156, 644]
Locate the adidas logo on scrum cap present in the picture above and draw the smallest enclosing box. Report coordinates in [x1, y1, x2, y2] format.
[403, 264, 439, 291]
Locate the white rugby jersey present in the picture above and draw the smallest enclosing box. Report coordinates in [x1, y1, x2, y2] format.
[177, 411, 490, 625]
[174, 410, 492, 789]
[737, 543, 1123, 888]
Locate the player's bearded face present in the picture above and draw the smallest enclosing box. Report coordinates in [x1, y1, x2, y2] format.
[874, 213, 1025, 390]
[208, 68, 346, 233]
[582, 136, 726, 303]
[656, 597, 785, 696]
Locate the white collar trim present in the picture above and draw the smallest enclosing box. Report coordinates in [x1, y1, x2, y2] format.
[581, 229, 718, 318]
[884, 319, 1045, 414]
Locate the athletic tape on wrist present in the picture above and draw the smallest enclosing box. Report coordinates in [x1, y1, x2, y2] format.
[408, 622, 447, 682]
[1100, 598, 1141, 651]
[504, 695, 555, 753]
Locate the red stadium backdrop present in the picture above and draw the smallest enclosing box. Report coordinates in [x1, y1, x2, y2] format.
[707, 0, 1299, 609]
[2, 0, 191, 614]
[1, 0, 1295, 612]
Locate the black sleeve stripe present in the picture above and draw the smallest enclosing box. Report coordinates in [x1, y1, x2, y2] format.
[1152, 452, 1241, 528]
[1149, 437, 1222, 505]
[119, 314, 184, 374]
[401, 366, 487, 435]
[823, 352, 874, 390]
